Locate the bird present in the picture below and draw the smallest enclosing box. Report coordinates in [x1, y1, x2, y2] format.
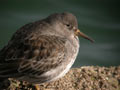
[0, 12, 94, 89]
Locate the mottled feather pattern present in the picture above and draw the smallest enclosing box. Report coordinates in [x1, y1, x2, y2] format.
[0, 12, 80, 84]
[18, 35, 66, 76]
[0, 18, 66, 79]
[0, 34, 66, 77]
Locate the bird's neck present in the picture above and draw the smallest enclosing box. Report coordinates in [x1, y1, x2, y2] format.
[68, 35, 79, 48]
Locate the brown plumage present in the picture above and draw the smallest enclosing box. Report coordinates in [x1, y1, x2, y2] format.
[0, 12, 93, 87]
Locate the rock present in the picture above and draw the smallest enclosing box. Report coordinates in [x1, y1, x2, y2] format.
[3, 66, 120, 90]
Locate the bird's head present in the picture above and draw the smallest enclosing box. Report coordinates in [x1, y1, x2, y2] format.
[46, 12, 94, 43]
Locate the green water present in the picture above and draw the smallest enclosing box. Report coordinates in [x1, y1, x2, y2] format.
[0, 0, 120, 67]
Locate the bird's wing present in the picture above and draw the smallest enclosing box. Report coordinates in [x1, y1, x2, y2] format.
[0, 35, 66, 78]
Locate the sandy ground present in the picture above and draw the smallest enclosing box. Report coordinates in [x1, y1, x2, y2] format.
[1, 66, 120, 90]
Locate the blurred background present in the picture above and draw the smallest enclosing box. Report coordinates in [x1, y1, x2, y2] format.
[0, 0, 120, 67]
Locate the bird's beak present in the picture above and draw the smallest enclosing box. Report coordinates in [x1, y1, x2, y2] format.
[75, 29, 94, 43]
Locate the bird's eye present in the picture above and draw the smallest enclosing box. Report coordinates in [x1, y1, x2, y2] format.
[66, 24, 70, 27]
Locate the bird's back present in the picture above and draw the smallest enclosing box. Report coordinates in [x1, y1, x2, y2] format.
[0, 20, 70, 84]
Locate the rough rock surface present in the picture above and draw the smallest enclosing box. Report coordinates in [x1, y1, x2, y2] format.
[3, 66, 120, 90]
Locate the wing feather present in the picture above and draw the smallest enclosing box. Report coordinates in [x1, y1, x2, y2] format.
[0, 35, 66, 78]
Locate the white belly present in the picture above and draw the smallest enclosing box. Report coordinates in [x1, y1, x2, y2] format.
[40, 37, 80, 82]
[48, 37, 80, 81]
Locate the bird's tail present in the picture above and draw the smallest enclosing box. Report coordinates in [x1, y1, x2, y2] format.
[0, 62, 19, 90]
[0, 77, 10, 90]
